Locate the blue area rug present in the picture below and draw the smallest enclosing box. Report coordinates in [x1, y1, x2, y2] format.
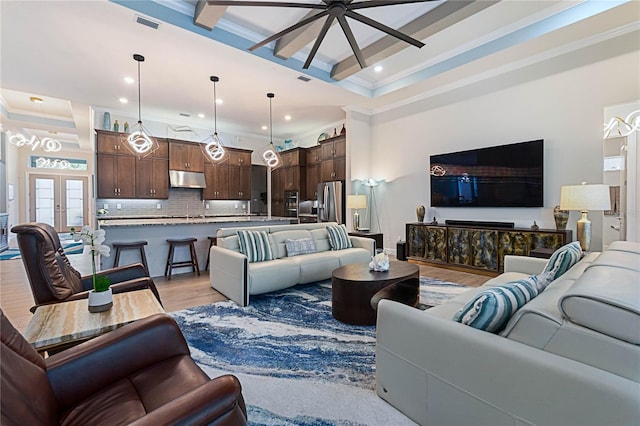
[171, 277, 470, 425]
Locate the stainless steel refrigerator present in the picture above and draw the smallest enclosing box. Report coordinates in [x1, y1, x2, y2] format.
[317, 181, 344, 224]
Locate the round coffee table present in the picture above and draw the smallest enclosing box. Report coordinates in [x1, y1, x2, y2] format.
[331, 261, 420, 325]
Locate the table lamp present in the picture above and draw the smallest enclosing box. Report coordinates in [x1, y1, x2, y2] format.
[560, 183, 610, 252]
[346, 194, 367, 231]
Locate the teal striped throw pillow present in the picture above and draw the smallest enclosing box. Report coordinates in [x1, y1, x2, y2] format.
[452, 273, 554, 333]
[543, 241, 582, 280]
[327, 224, 352, 251]
[237, 230, 274, 263]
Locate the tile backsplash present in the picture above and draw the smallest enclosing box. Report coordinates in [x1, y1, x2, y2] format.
[96, 188, 249, 217]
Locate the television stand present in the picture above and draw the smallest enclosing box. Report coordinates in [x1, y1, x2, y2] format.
[406, 222, 571, 274]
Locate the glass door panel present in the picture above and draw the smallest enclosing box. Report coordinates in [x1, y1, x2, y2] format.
[65, 179, 85, 228]
[30, 174, 88, 232]
[34, 177, 56, 226]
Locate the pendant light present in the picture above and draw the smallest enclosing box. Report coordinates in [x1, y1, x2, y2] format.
[201, 75, 226, 162]
[259, 92, 282, 169]
[126, 54, 158, 158]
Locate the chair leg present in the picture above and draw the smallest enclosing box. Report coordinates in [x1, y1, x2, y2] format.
[190, 242, 201, 276]
[165, 244, 174, 279]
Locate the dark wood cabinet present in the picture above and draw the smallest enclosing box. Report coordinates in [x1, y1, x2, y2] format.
[228, 150, 251, 200]
[95, 129, 131, 155]
[96, 131, 168, 199]
[319, 135, 346, 182]
[97, 154, 136, 198]
[349, 231, 383, 251]
[202, 148, 252, 200]
[169, 140, 204, 172]
[272, 147, 306, 201]
[305, 146, 322, 200]
[136, 157, 169, 199]
[406, 223, 572, 274]
[203, 160, 229, 200]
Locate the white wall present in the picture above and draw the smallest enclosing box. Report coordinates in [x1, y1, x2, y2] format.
[362, 50, 640, 252]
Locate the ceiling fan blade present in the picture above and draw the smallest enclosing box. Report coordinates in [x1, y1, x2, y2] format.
[207, 1, 325, 9]
[345, 10, 425, 48]
[348, 0, 436, 10]
[303, 15, 335, 69]
[336, 15, 366, 69]
[249, 10, 329, 51]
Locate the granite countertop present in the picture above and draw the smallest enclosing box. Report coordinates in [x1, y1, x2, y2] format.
[98, 216, 292, 227]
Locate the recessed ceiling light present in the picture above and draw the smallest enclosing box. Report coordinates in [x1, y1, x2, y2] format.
[374, 65, 383, 73]
[216, 99, 223, 105]
[261, 125, 268, 131]
[284, 115, 291, 121]
[119, 97, 128, 104]
[124, 76, 134, 84]
[198, 113, 205, 118]
[29, 96, 44, 103]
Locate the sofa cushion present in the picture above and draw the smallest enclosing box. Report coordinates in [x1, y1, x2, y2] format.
[237, 230, 274, 263]
[327, 224, 352, 250]
[452, 273, 554, 333]
[543, 241, 582, 280]
[270, 230, 314, 258]
[559, 265, 640, 345]
[285, 238, 317, 257]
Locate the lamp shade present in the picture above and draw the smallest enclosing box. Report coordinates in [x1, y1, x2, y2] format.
[560, 184, 611, 211]
[347, 194, 367, 209]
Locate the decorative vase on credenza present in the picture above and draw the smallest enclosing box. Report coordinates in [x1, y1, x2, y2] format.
[416, 205, 425, 223]
[553, 205, 569, 230]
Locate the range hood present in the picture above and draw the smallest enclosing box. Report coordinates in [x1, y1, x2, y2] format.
[169, 170, 207, 189]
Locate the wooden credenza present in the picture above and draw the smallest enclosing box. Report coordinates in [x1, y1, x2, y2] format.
[406, 222, 572, 274]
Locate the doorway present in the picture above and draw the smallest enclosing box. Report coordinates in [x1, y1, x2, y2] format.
[29, 174, 88, 232]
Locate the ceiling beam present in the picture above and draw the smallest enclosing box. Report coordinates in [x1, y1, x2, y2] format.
[274, 6, 337, 60]
[194, 0, 227, 30]
[331, 0, 500, 81]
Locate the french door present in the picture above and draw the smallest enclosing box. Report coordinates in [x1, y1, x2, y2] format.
[29, 174, 88, 232]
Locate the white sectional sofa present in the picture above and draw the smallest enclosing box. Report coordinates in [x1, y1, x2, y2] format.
[210, 222, 374, 306]
[376, 241, 640, 425]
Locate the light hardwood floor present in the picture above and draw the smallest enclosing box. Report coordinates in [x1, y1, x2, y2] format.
[0, 256, 490, 333]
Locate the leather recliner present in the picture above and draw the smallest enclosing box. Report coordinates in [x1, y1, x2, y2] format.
[0, 309, 248, 425]
[11, 222, 162, 311]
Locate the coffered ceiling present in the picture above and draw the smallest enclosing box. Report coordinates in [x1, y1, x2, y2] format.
[1, 0, 638, 150]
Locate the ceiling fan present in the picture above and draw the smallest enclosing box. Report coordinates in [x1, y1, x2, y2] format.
[207, 0, 435, 69]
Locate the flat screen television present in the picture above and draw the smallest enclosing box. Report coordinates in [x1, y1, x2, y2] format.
[430, 140, 543, 207]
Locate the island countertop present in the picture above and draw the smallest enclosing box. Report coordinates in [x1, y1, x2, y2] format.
[98, 215, 293, 227]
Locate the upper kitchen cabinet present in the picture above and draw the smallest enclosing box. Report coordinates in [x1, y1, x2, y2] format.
[320, 135, 346, 182]
[169, 140, 204, 172]
[228, 149, 252, 200]
[95, 129, 135, 156]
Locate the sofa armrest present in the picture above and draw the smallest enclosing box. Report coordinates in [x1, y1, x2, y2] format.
[503, 255, 548, 275]
[209, 246, 248, 306]
[376, 300, 640, 426]
[46, 314, 190, 409]
[129, 375, 247, 426]
[349, 236, 375, 256]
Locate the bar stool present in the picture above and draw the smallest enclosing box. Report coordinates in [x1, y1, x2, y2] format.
[112, 241, 149, 276]
[204, 236, 218, 270]
[165, 238, 200, 280]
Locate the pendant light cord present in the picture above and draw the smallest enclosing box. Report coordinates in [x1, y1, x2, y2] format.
[137, 60, 141, 123]
[268, 92, 274, 144]
[213, 79, 218, 134]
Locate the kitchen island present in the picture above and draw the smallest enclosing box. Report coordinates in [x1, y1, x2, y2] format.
[98, 215, 295, 278]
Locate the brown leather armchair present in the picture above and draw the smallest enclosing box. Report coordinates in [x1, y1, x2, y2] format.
[11, 222, 162, 311]
[0, 309, 248, 425]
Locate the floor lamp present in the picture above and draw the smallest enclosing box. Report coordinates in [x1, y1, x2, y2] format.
[560, 183, 610, 252]
[361, 179, 383, 232]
